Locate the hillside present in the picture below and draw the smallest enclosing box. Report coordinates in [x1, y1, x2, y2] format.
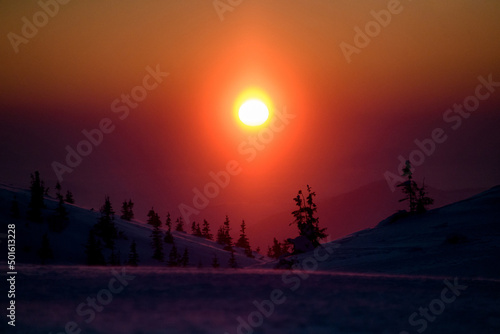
[255, 180, 485, 250]
[284, 185, 500, 279]
[0, 184, 265, 268]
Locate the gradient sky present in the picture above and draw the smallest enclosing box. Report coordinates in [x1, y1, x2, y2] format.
[1, 0, 500, 247]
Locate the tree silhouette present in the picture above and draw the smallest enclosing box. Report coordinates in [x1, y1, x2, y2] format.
[290, 185, 327, 247]
[64, 190, 75, 204]
[94, 196, 117, 249]
[228, 251, 238, 268]
[397, 161, 434, 214]
[201, 219, 213, 240]
[128, 240, 139, 266]
[27, 171, 46, 222]
[120, 199, 134, 221]
[55, 182, 63, 201]
[211, 254, 220, 268]
[235, 220, 253, 257]
[175, 217, 185, 232]
[267, 238, 290, 259]
[216, 215, 233, 251]
[148, 208, 164, 261]
[38, 233, 53, 264]
[167, 243, 181, 267]
[181, 247, 189, 267]
[164, 212, 174, 244]
[85, 230, 106, 266]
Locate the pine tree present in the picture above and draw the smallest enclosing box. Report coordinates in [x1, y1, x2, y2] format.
[167, 243, 180, 267]
[181, 248, 189, 267]
[121, 199, 134, 221]
[85, 230, 106, 266]
[228, 251, 238, 268]
[50, 197, 69, 232]
[109, 246, 121, 266]
[202, 219, 213, 240]
[291, 185, 327, 247]
[216, 226, 225, 245]
[235, 220, 253, 257]
[27, 171, 45, 222]
[128, 240, 139, 266]
[95, 196, 117, 249]
[211, 254, 220, 268]
[55, 182, 63, 201]
[38, 233, 54, 265]
[397, 161, 434, 214]
[64, 190, 75, 204]
[223, 215, 233, 249]
[191, 221, 197, 235]
[164, 212, 174, 244]
[148, 208, 164, 261]
[267, 238, 289, 259]
[175, 217, 185, 232]
[10, 195, 20, 219]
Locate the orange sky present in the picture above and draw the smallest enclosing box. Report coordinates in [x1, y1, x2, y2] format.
[1, 0, 500, 246]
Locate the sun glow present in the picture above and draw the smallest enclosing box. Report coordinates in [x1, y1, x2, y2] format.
[234, 88, 273, 128]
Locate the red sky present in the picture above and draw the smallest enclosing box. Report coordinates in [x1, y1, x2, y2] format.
[1, 0, 500, 247]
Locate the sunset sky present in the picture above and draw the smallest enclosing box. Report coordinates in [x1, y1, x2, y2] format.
[1, 0, 499, 246]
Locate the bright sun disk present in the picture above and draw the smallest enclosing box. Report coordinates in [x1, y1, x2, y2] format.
[238, 99, 269, 126]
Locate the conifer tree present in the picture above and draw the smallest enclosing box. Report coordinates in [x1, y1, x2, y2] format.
[109, 246, 121, 266]
[228, 251, 238, 268]
[27, 171, 45, 222]
[202, 219, 213, 240]
[164, 212, 174, 244]
[148, 208, 164, 261]
[181, 247, 189, 267]
[95, 196, 117, 249]
[64, 190, 75, 204]
[175, 217, 185, 232]
[397, 161, 434, 214]
[128, 240, 139, 266]
[38, 233, 54, 264]
[235, 220, 253, 257]
[85, 230, 106, 265]
[291, 185, 327, 247]
[211, 254, 220, 268]
[167, 243, 180, 267]
[223, 215, 233, 249]
[120, 199, 134, 221]
[55, 182, 63, 201]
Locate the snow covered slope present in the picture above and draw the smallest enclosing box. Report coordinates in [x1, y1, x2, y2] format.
[0, 184, 264, 268]
[290, 185, 500, 278]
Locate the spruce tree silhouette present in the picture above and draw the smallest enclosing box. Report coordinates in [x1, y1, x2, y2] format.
[164, 212, 174, 244]
[64, 190, 75, 204]
[148, 208, 164, 261]
[85, 230, 106, 266]
[181, 247, 189, 267]
[236, 220, 253, 257]
[175, 217, 185, 232]
[211, 254, 220, 268]
[128, 240, 139, 266]
[120, 199, 134, 221]
[95, 196, 117, 249]
[27, 171, 46, 222]
[397, 161, 434, 214]
[291, 185, 327, 247]
[167, 243, 181, 267]
[201, 219, 213, 240]
[228, 251, 238, 268]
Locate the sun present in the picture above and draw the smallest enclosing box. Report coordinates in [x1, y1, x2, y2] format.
[238, 99, 269, 126]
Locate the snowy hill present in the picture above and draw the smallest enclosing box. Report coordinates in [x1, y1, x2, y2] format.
[255, 180, 484, 250]
[0, 184, 265, 268]
[286, 185, 500, 279]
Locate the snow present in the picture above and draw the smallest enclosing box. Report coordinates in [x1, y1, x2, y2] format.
[2, 184, 500, 333]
